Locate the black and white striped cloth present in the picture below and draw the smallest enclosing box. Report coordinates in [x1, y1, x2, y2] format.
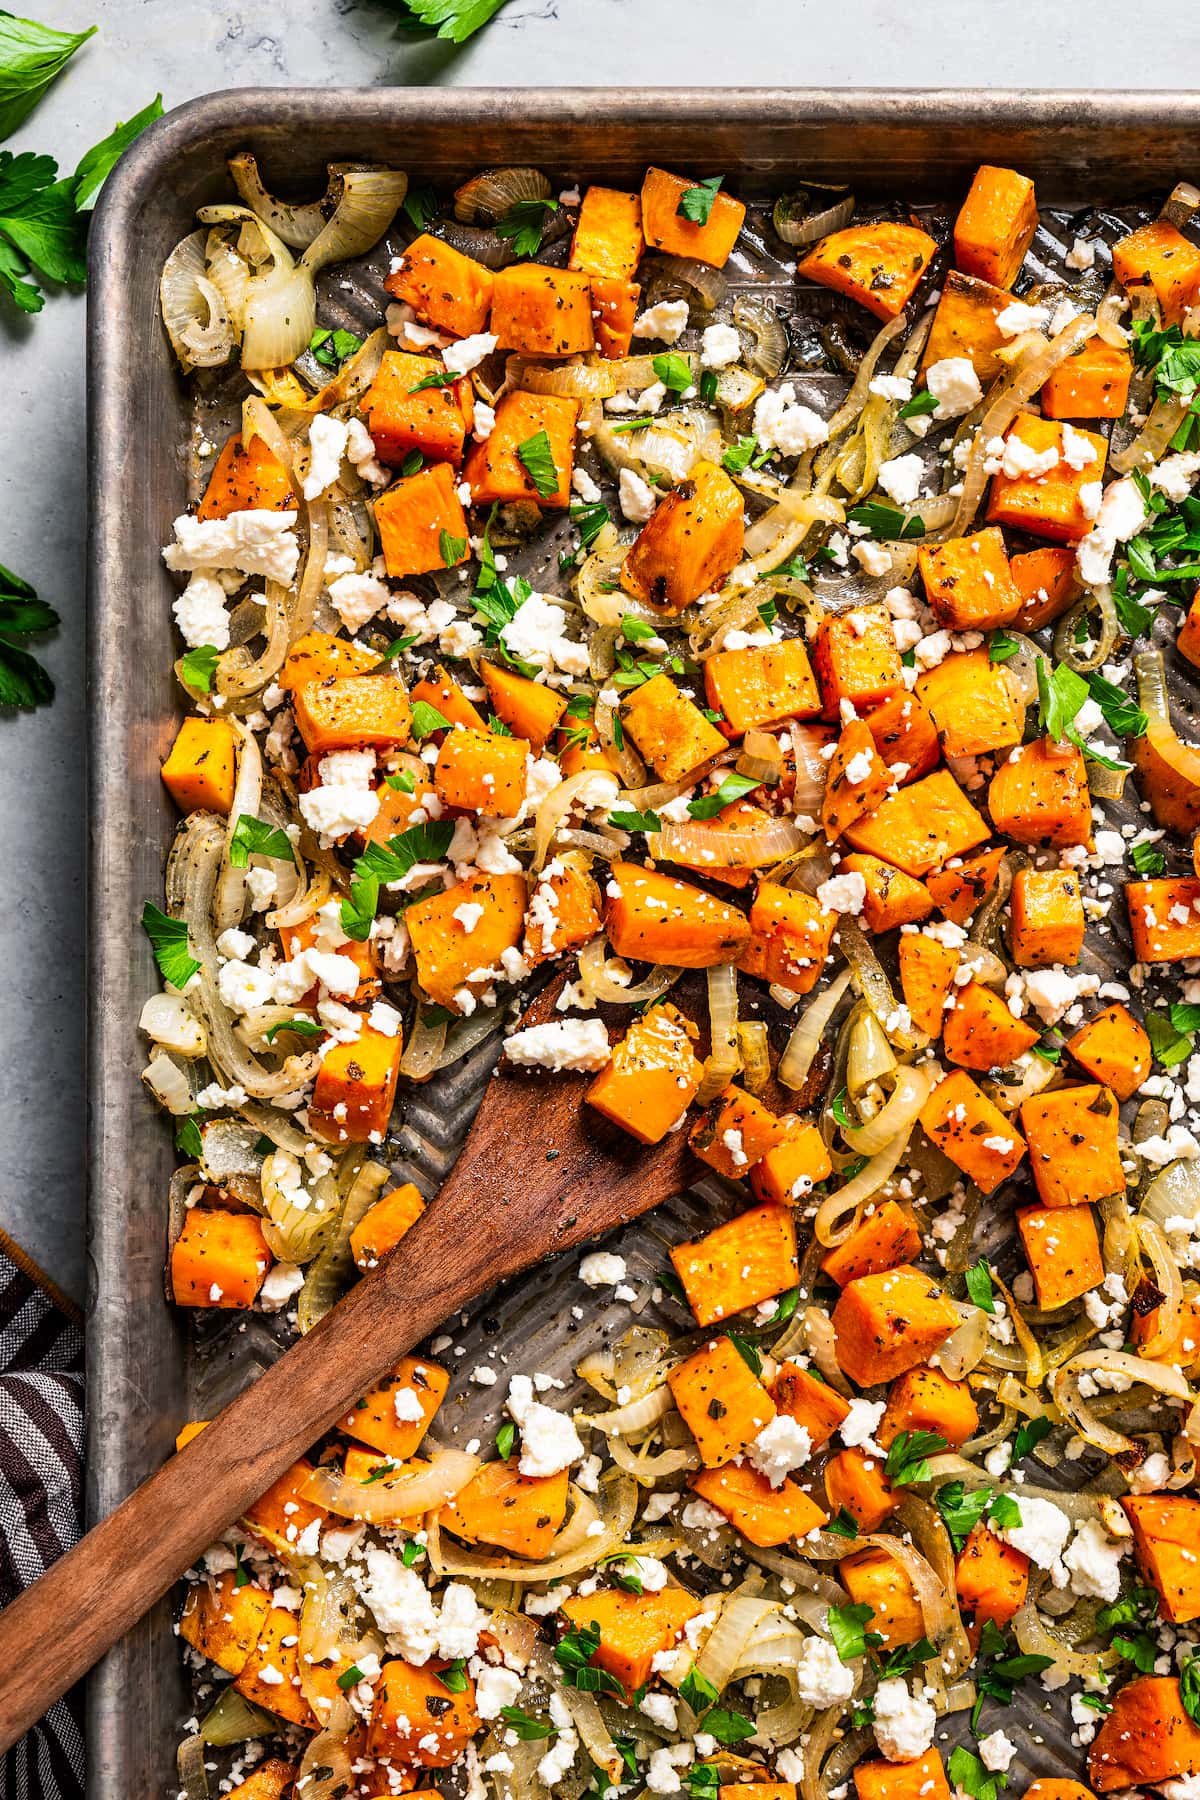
[0, 1249, 85, 1800]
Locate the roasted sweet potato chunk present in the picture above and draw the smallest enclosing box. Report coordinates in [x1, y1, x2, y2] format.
[667, 1333, 777, 1465]
[604, 860, 750, 968]
[640, 167, 745, 268]
[832, 1264, 959, 1387]
[954, 164, 1038, 290]
[1089, 1675, 1200, 1791]
[670, 1203, 799, 1327]
[798, 223, 937, 320]
[586, 1002, 702, 1144]
[620, 459, 744, 613]
[1020, 1084, 1125, 1209]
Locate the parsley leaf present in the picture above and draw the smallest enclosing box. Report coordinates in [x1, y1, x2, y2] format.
[677, 175, 723, 225]
[439, 528, 466, 566]
[1131, 841, 1166, 877]
[653, 351, 693, 394]
[495, 1420, 517, 1459]
[679, 1667, 719, 1714]
[883, 1429, 947, 1487]
[263, 1017, 322, 1044]
[337, 1662, 364, 1690]
[879, 1637, 937, 1678]
[1087, 669, 1147, 740]
[948, 1746, 1006, 1800]
[71, 95, 164, 210]
[1113, 1630, 1158, 1673]
[899, 388, 939, 420]
[408, 368, 457, 393]
[179, 643, 220, 694]
[989, 630, 1020, 663]
[988, 1493, 1023, 1531]
[722, 435, 759, 475]
[935, 1480, 993, 1551]
[826, 1506, 860, 1539]
[341, 821, 454, 939]
[1011, 1414, 1052, 1463]
[1181, 1653, 1200, 1725]
[727, 1333, 763, 1378]
[703, 1709, 756, 1745]
[516, 428, 559, 500]
[437, 1658, 469, 1693]
[610, 807, 663, 834]
[622, 614, 660, 645]
[499, 1704, 558, 1740]
[495, 194, 558, 258]
[0, 560, 58, 708]
[308, 327, 362, 370]
[141, 902, 200, 991]
[174, 1113, 205, 1159]
[403, 181, 437, 231]
[1146, 1004, 1200, 1068]
[600, 1551, 645, 1596]
[555, 1620, 624, 1697]
[769, 1285, 800, 1326]
[827, 1601, 882, 1662]
[0, 13, 95, 139]
[1037, 657, 1128, 770]
[570, 500, 611, 551]
[688, 771, 759, 820]
[409, 699, 451, 741]
[965, 1258, 997, 1315]
[847, 500, 925, 541]
[389, 0, 509, 42]
[228, 814, 294, 869]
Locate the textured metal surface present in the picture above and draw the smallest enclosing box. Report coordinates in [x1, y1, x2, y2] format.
[87, 88, 1200, 1796]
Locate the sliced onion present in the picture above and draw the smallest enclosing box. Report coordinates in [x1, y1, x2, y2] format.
[696, 962, 742, 1107]
[649, 815, 807, 870]
[577, 1386, 674, 1438]
[434, 1473, 638, 1583]
[306, 325, 390, 414]
[533, 768, 608, 872]
[802, 1305, 853, 1396]
[814, 1129, 912, 1246]
[733, 295, 789, 379]
[738, 1021, 771, 1095]
[213, 724, 262, 933]
[296, 1712, 357, 1800]
[508, 355, 624, 400]
[641, 252, 728, 312]
[840, 917, 926, 1055]
[260, 1150, 342, 1264]
[737, 729, 784, 786]
[1112, 391, 1191, 476]
[1053, 1349, 1190, 1453]
[693, 1588, 780, 1697]
[1014, 1576, 1120, 1680]
[142, 1051, 194, 1116]
[230, 152, 398, 249]
[773, 183, 855, 249]
[1140, 1154, 1200, 1232]
[938, 1303, 991, 1381]
[843, 1065, 933, 1157]
[160, 229, 234, 370]
[305, 1448, 478, 1521]
[1138, 648, 1200, 793]
[1054, 585, 1119, 674]
[199, 204, 316, 371]
[301, 168, 408, 274]
[296, 1158, 390, 1335]
[576, 935, 680, 1005]
[778, 971, 852, 1091]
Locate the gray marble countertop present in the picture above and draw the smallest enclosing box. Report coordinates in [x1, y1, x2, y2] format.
[3, 0, 1200, 1305]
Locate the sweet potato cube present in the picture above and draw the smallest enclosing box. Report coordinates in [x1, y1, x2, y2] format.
[704, 639, 822, 734]
[988, 737, 1092, 849]
[736, 881, 835, 993]
[406, 872, 528, 1014]
[362, 350, 475, 467]
[944, 979, 1040, 1071]
[570, 185, 643, 280]
[919, 1069, 1027, 1195]
[772, 1361, 851, 1448]
[523, 857, 601, 965]
[898, 933, 958, 1037]
[640, 167, 745, 268]
[439, 1456, 569, 1559]
[1127, 876, 1200, 962]
[863, 689, 939, 786]
[918, 527, 1023, 632]
[1021, 1084, 1125, 1208]
[350, 1181, 426, 1271]
[309, 1022, 404, 1145]
[1112, 220, 1200, 326]
[1011, 544, 1083, 632]
[559, 1588, 704, 1699]
[986, 415, 1108, 544]
[690, 1085, 790, 1180]
[1067, 1003, 1152, 1102]
[821, 1199, 921, 1288]
[620, 459, 744, 614]
[179, 1571, 271, 1676]
[197, 431, 294, 520]
[1017, 1202, 1104, 1309]
[916, 648, 1024, 756]
[690, 1462, 826, 1547]
[1011, 865, 1086, 967]
[720, 1787, 795, 1800]
[825, 1447, 895, 1532]
[955, 1521, 1029, 1628]
[670, 1204, 798, 1329]
[1089, 1675, 1200, 1791]
[604, 860, 750, 968]
[490, 263, 595, 357]
[374, 462, 470, 579]
[1123, 1495, 1200, 1625]
[1179, 589, 1200, 670]
[242, 1456, 327, 1557]
[411, 666, 486, 735]
[750, 1122, 833, 1205]
[954, 164, 1038, 290]
[843, 769, 989, 878]
[590, 274, 641, 359]
[798, 223, 937, 321]
[832, 1264, 959, 1388]
[292, 670, 412, 756]
[341, 1356, 449, 1461]
[840, 1546, 924, 1646]
[880, 1365, 978, 1449]
[856, 1750, 951, 1800]
[161, 717, 239, 815]
[369, 1658, 479, 1767]
[480, 660, 566, 750]
[224, 1761, 297, 1800]
[434, 724, 529, 817]
[839, 855, 932, 934]
[1131, 733, 1200, 835]
[586, 1002, 702, 1143]
[926, 845, 1005, 924]
[171, 1210, 271, 1309]
[1041, 338, 1133, 420]
[813, 605, 903, 718]
[918, 269, 1010, 381]
[463, 390, 578, 509]
[618, 670, 726, 781]
[233, 1607, 322, 1726]
[1024, 1784, 1096, 1800]
[822, 718, 892, 841]
[385, 232, 494, 337]
[279, 630, 378, 691]
[667, 1333, 777, 1465]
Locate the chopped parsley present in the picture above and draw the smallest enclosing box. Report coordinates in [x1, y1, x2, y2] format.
[439, 528, 466, 566]
[722, 435, 759, 475]
[883, 1429, 948, 1487]
[652, 351, 693, 394]
[141, 903, 200, 990]
[409, 699, 452, 741]
[569, 500, 611, 552]
[498, 1705, 558, 1740]
[899, 388, 939, 420]
[826, 1506, 860, 1539]
[495, 195, 558, 258]
[726, 1332, 763, 1377]
[228, 813, 294, 869]
[180, 643, 221, 694]
[610, 807, 663, 834]
[516, 427, 560, 499]
[846, 500, 925, 541]
[965, 1258, 997, 1315]
[0, 561, 59, 709]
[554, 1619, 624, 1697]
[1130, 841, 1167, 877]
[407, 368, 457, 392]
[340, 821, 454, 940]
[988, 630, 1020, 663]
[935, 1480, 993, 1551]
[1011, 1414, 1052, 1463]
[687, 771, 759, 820]
[495, 1420, 517, 1459]
[310, 327, 362, 370]
[827, 1600, 882, 1662]
[677, 175, 724, 225]
[1146, 1002, 1200, 1068]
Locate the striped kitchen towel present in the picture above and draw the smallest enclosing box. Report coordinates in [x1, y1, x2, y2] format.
[0, 1240, 84, 1800]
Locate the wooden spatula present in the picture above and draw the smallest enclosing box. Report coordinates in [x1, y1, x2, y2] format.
[0, 999, 696, 1752]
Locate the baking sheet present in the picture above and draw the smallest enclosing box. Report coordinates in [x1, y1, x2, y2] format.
[86, 87, 1200, 1795]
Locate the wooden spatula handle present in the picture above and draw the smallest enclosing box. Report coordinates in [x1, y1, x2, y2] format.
[0, 1175, 502, 1755]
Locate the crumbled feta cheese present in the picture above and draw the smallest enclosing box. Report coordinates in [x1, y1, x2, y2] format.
[474, 1663, 521, 1719]
[259, 1261, 304, 1312]
[216, 959, 275, 1015]
[172, 571, 230, 649]
[869, 374, 914, 404]
[504, 1018, 612, 1072]
[443, 332, 498, 375]
[1061, 422, 1099, 472]
[853, 540, 893, 577]
[619, 467, 657, 524]
[633, 300, 690, 344]
[700, 322, 741, 368]
[499, 591, 590, 681]
[753, 383, 830, 457]
[572, 466, 602, 503]
[164, 509, 300, 586]
[1077, 476, 1148, 586]
[1002, 433, 1059, 480]
[328, 567, 391, 631]
[876, 453, 924, 506]
[1065, 236, 1096, 270]
[873, 1678, 937, 1762]
[1062, 1517, 1125, 1603]
[995, 300, 1048, 336]
[506, 1373, 583, 1477]
[747, 1415, 812, 1488]
[817, 871, 868, 915]
[978, 1729, 1019, 1774]
[578, 1251, 628, 1288]
[996, 1494, 1071, 1570]
[303, 413, 348, 501]
[363, 1548, 438, 1659]
[793, 1634, 856, 1707]
[925, 356, 982, 420]
[840, 1397, 886, 1453]
[1152, 452, 1200, 504]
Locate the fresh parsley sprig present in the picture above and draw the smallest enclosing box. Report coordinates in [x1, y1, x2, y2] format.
[387, 0, 510, 43]
[496, 195, 558, 258]
[0, 559, 58, 709]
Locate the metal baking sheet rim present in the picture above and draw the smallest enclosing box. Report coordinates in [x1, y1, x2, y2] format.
[85, 86, 1200, 1797]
